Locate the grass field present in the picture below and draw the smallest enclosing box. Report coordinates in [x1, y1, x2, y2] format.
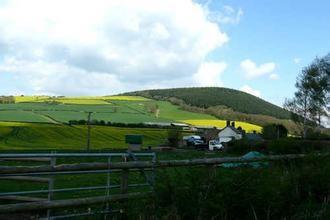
[0, 110, 51, 123]
[0, 123, 169, 150]
[0, 98, 220, 125]
[155, 101, 216, 121]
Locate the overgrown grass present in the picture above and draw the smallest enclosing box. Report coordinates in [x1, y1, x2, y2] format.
[146, 155, 330, 219]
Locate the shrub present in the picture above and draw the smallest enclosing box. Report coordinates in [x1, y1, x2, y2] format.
[226, 139, 266, 155]
[146, 156, 330, 219]
[262, 124, 288, 140]
[167, 129, 182, 147]
[267, 138, 330, 154]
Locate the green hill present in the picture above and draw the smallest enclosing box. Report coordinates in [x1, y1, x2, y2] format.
[124, 87, 291, 119]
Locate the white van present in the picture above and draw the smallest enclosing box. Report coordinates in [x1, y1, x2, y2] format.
[208, 140, 224, 151]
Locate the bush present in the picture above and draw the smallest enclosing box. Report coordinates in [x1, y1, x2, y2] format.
[226, 139, 266, 155]
[262, 124, 288, 140]
[78, 120, 87, 125]
[167, 129, 182, 147]
[145, 156, 330, 219]
[67, 120, 173, 129]
[267, 138, 330, 154]
[306, 128, 330, 140]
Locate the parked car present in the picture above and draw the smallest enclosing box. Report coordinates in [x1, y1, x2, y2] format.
[208, 140, 224, 151]
[183, 135, 202, 141]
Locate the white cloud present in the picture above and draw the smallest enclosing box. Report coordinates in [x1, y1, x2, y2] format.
[269, 73, 279, 80]
[193, 61, 227, 86]
[293, 58, 301, 64]
[240, 59, 276, 79]
[0, 57, 123, 95]
[207, 4, 243, 24]
[0, 0, 229, 95]
[240, 85, 261, 98]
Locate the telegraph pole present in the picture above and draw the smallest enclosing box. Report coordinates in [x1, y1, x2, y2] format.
[86, 112, 92, 151]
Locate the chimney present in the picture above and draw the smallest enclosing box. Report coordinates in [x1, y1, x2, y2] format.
[226, 120, 230, 127]
[231, 121, 235, 127]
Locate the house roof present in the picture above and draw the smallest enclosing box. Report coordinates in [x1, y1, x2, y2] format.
[171, 123, 190, 127]
[220, 126, 242, 134]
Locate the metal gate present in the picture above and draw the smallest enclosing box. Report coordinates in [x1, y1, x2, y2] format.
[0, 152, 156, 219]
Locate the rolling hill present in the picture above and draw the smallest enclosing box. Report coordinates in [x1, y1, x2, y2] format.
[124, 87, 290, 119]
[0, 89, 300, 150]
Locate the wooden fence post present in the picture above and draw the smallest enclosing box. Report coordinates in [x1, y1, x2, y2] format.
[104, 156, 111, 220]
[120, 156, 129, 218]
[47, 155, 56, 219]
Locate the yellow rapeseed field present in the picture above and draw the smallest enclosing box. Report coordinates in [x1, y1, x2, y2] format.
[181, 119, 262, 133]
[14, 96, 149, 104]
[104, 96, 150, 101]
[56, 98, 110, 105]
[15, 96, 50, 103]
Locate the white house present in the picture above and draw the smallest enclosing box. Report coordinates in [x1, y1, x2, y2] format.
[217, 126, 242, 143]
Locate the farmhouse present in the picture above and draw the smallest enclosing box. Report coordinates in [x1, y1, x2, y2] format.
[217, 121, 243, 143]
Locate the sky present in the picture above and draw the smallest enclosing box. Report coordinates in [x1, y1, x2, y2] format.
[0, 0, 329, 107]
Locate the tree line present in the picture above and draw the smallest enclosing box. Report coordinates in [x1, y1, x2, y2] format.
[68, 119, 173, 129]
[0, 96, 15, 104]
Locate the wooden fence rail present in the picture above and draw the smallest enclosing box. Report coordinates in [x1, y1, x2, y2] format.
[0, 152, 157, 220]
[0, 153, 322, 175]
[0, 192, 152, 213]
[0, 153, 328, 215]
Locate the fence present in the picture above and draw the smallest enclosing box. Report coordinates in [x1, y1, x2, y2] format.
[0, 152, 327, 219]
[0, 152, 156, 219]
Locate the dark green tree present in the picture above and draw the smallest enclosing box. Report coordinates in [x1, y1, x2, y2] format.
[310, 54, 329, 126]
[167, 128, 181, 147]
[284, 54, 329, 138]
[262, 124, 288, 140]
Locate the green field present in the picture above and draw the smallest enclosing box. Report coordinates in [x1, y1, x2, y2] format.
[0, 95, 265, 150]
[0, 122, 169, 150]
[0, 96, 220, 125]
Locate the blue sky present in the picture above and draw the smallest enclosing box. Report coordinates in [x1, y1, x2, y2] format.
[0, 0, 329, 107]
[203, 0, 330, 106]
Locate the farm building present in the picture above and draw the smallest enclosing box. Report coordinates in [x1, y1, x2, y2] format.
[217, 125, 243, 143]
[203, 121, 243, 144]
[197, 121, 243, 144]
